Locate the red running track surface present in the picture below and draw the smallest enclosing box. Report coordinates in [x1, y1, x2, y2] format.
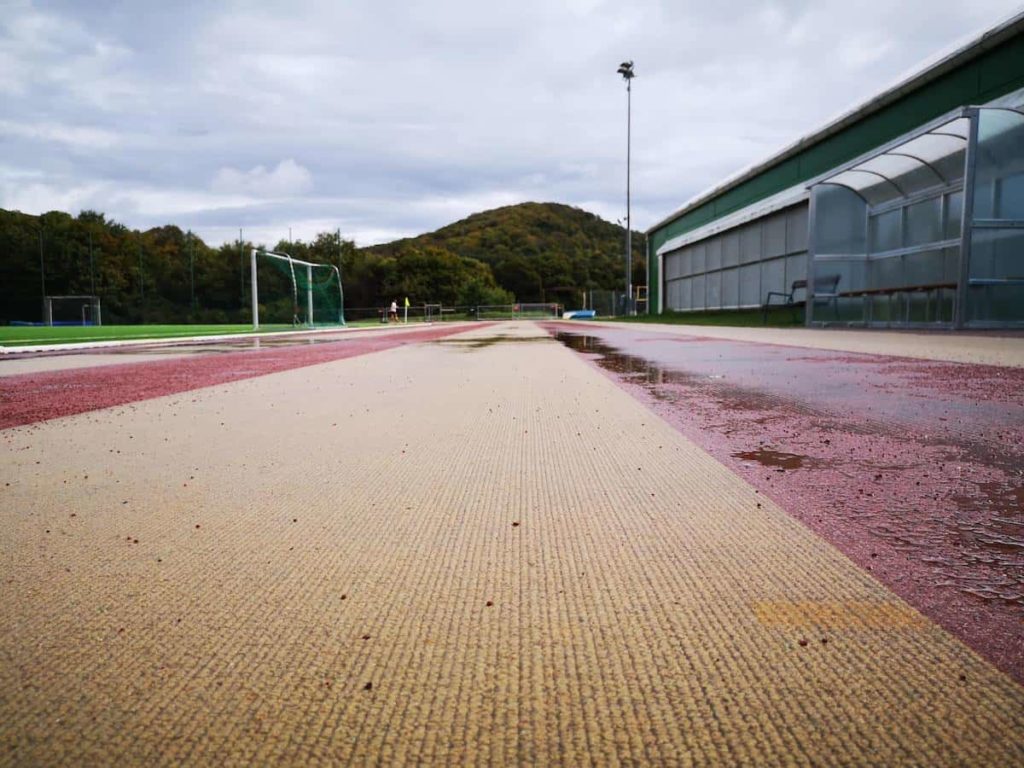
[0, 326, 477, 430]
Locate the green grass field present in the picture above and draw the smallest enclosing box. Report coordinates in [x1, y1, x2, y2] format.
[607, 307, 804, 328]
[0, 324, 302, 347]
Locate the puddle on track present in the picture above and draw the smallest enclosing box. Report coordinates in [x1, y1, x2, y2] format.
[435, 336, 555, 350]
[732, 449, 812, 470]
[551, 327, 1024, 680]
[3, 332, 358, 362]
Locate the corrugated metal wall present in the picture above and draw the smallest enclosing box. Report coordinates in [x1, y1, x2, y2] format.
[662, 204, 807, 311]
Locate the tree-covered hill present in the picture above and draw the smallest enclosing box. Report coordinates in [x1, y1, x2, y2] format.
[0, 202, 644, 324]
[367, 202, 645, 304]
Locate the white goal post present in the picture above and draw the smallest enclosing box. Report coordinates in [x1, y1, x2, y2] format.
[250, 248, 345, 330]
[44, 295, 101, 326]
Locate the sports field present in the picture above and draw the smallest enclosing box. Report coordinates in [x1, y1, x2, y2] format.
[0, 320, 453, 348]
[1, 322, 1022, 764]
[0, 324, 297, 347]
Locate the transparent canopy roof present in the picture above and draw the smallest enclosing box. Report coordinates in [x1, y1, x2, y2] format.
[815, 116, 971, 206]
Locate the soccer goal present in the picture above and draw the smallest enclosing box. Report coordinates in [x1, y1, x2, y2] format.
[250, 249, 345, 330]
[424, 303, 443, 322]
[43, 295, 102, 326]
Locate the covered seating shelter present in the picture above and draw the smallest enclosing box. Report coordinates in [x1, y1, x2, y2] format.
[807, 106, 1024, 328]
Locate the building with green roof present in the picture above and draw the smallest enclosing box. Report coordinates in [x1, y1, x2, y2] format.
[646, 11, 1024, 328]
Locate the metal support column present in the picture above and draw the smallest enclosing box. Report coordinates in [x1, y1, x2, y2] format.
[251, 248, 260, 330]
[955, 108, 980, 329]
[307, 264, 314, 327]
[805, 189, 818, 326]
[334, 265, 345, 325]
[39, 229, 47, 324]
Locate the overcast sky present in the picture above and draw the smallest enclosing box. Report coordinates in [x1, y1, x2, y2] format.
[2, 0, 1022, 247]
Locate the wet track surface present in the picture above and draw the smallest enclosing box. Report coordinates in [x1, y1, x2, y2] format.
[0, 325, 478, 430]
[6, 321, 1024, 764]
[0, 329, 358, 360]
[547, 323, 1024, 683]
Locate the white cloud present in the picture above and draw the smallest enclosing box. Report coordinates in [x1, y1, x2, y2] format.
[211, 159, 313, 197]
[0, 119, 123, 150]
[2, 0, 1023, 244]
[0, 175, 255, 221]
[0, 4, 140, 108]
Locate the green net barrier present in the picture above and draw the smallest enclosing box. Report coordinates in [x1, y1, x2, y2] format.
[256, 251, 345, 327]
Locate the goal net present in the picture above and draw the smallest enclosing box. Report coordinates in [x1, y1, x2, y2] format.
[44, 295, 101, 326]
[251, 249, 345, 329]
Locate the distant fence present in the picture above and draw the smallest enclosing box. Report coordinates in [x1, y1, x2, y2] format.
[344, 299, 647, 324]
[579, 290, 628, 317]
[343, 305, 478, 324]
[474, 304, 561, 320]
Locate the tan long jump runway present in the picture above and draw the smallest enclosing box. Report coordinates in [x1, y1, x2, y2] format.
[1, 322, 1022, 765]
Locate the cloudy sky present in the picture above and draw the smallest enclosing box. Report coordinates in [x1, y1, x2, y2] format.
[2, 0, 1021, 246]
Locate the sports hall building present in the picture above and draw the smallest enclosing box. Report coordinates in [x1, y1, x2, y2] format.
[647, 12, 1024, 328]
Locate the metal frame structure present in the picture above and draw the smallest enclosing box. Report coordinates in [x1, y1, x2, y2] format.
[250, 249, 344, 330]
[806, 106, 1024, 328]
[43, 295, 101, 326]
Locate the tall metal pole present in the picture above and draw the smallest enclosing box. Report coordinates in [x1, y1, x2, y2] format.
[251, 248, 260, 330]
[39, 227, 46, 304]
[138, 241, 144, 320]
[188, 232, 195, 315]
[239, 228, 244, 308]
[88, 230, 95, 295]
[306, 263, 314, 327]
[626, 74, 632, 315]
[618, 60, 636, 315]
[337, 228, 345, 325]
[955, 108, 980, 329]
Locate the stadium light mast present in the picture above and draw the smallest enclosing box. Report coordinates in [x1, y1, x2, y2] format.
[617, 59, 635, 315]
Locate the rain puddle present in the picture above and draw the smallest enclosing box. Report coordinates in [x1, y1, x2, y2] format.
[102, 335, 346, 355]
[436, 336, 553, 349]
[732, 449, 811, 471]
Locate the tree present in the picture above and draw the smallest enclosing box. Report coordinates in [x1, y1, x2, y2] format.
[0, 201, 643, 323]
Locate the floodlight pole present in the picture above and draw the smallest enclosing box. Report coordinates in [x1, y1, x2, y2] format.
[627, 72, 632, 315]
[618, 60, 636, 315]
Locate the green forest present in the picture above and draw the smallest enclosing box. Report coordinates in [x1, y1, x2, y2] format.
[0, 202, 645, 325]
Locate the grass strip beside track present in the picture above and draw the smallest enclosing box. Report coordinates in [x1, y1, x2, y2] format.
[0, 324, 306, 347]
[611, 307, 804, 327]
